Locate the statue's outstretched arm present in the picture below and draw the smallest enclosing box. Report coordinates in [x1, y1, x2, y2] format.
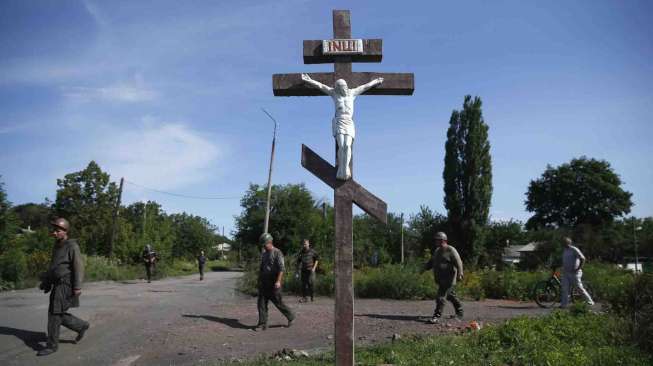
[352, 77, 384, 96]
[301, 73, 333, 95]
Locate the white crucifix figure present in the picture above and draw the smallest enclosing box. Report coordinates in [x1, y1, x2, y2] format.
[301, 73, 383, 180]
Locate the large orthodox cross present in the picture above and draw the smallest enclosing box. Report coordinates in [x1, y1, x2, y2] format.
[272, 10, 414, 366]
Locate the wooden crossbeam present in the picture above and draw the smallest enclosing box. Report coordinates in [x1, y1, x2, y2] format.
[273, 72, 414, 96]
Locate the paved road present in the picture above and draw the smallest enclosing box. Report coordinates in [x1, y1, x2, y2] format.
[1, 271, 553, 366]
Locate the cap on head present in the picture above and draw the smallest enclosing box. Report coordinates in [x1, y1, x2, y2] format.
[259, 233, 273, 245]
[50, 217, 70, 232]
[434, 232, 448, 241]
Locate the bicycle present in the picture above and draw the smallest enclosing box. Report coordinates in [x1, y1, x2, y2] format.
[533, 269, 594, 308]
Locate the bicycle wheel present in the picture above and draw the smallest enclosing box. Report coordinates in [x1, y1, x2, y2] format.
[534, 281, 559, 308]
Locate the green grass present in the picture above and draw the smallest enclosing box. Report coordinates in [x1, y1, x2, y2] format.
[218, 311, 652, 366]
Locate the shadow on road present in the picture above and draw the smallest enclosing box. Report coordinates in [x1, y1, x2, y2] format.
[182, 314, 252, 329]
[356, 313, 429, 323]
[0, 326, 46, 351]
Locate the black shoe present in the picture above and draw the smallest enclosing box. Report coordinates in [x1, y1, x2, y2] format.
[76, 323, 90, 343]
[455, 312, 464, 320]
[254, 324, 267, 331]
[311, 296, 314, 302]
[299, 297, 307, 303]
[287, 318, 294, 328]
[37, 348, 57, 356]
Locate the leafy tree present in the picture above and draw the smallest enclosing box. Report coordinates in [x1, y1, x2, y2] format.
[1, 177, 19, 254]
[353, 212, 403, 266]
[53, 161, 119, 255]
[234, 183, 326, 259]
[406, 206, 448, 259]
[525, 157, 633, 229]
[443, 95, 493, 264]
[11, 202, 52, 230]
[169, 213, 217, 260]
[479, 220, 526, 267]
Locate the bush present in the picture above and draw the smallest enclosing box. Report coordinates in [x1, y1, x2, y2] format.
[0, 246, 28, 287]
[607, 273, 653, 354]
[355, 264, 435, 299]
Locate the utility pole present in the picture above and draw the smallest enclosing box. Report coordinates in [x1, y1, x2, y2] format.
[262, 108, 278, 234]
[108, 177, 124, 258]
[634, 221, 643, 273]
[400, 213, 404, 264]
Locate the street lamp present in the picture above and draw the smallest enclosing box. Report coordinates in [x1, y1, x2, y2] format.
[261, 108, 278, 234]
[634, 223, 643, 273]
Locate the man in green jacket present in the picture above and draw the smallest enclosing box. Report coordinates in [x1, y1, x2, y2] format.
[295, 239, 319, 302]
[424, 231, 464, 323]
[255, 233, 295, 330]
[37, 218, 90, 356]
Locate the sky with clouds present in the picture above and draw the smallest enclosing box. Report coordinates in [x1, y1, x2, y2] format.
[1, 0, 652, 237]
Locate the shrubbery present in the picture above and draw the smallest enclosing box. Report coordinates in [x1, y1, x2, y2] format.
[238, 261, 633, 303]
[228, 311, 652, 365]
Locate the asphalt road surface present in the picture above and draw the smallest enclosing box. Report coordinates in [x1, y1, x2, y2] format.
[1, 271, 552, 366]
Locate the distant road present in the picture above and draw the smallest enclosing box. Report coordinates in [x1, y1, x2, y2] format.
[0, 271, 552, 366]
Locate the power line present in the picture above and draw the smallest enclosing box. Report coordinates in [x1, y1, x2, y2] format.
[123, 180, 240, 200]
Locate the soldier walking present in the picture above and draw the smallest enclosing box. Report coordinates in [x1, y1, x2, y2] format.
[255, 233, 295, 330]
[197, 250, 206, 281]
[37, 218, 90, 356]
[295, 239, 319, 302]
[142, 244, 157, 283]
[424, 232, 464, 323]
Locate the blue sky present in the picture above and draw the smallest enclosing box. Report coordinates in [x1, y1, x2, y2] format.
[1, 0, 652, 237]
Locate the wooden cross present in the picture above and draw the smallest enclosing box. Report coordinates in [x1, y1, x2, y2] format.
[272, 10, 414, 366]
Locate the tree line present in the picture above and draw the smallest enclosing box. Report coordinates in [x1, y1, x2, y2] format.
[0, 163, 230, 287]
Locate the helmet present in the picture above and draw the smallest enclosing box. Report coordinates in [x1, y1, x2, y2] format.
[434, 232, 448, 241]
[50, 218, 70, 232]
[259, 233, 273, 245]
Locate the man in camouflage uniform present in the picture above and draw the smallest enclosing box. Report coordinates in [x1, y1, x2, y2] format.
[37, 218, 90, 356]
[295, 239, 319, 302]
[424, 231, 464, 323]
[142, 244, 157, 283]
[255, 233, 295, 330]
[197, 250, 207, 281]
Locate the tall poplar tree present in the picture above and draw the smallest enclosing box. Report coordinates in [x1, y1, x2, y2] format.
[443, 95, 493, 264]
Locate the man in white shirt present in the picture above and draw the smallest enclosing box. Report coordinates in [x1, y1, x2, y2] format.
[560, 237, 594, 307]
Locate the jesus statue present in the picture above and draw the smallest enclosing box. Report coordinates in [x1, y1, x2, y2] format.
[301, 73, 384, 180]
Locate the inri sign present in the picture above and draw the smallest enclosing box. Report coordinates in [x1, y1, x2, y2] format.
[322, 39, 364, 55]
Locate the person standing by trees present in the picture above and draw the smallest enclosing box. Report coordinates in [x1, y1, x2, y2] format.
[560, 237, 594, 308]
[296, 239, 319, 302]
[142, 244, 157, 283]
[255, 233, 295, 330]
[197, 250, 206, 281]
[424, 232, 464, 323]
[37, 218, 90, 356]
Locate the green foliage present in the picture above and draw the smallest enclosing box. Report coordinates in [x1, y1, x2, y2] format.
[478, 267, 542, 300]
[0, 244, 27, 286]
[234, 183, 330, 261]
[0, 177, 19, 254]
[443, 95, 493, 265]
[405, 205, 448, 259]
[479, 219, 526, 268]
[53, 161, 119, 256]
[226, 312, 652, 366]
[11, 202, 52, 231]
[526, 156, 633, 229]
[354, 264, 435, 299]
[606, 273, 653, 353]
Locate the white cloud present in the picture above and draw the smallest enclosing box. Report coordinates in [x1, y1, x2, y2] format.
[94, 122, 221, 190]
[62, 76, 157, 103]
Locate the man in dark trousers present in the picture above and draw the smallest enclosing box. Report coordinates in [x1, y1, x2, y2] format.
[424, 231, 464, 323]
[142, 244, 157, 283]
[37, 218, 90, 356]
[197, 250, 207, 280]
[255, 233, 295, 330]
[295, 239, 319, 302]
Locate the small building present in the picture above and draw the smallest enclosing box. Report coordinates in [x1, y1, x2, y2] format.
[501, 242, 542, 265]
